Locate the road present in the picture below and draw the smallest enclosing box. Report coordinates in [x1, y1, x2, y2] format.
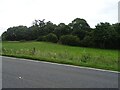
[2, 56, 119, 88]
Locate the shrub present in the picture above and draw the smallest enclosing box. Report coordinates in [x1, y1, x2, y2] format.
[44, 33, 58, 43]
[60, 35, 80, 46]
[80, 36, 94, 47]
[36, 36, 45, 41]
[19, 40, 26, 42]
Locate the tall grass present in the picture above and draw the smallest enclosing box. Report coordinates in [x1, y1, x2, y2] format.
[2, 41, 118, 71]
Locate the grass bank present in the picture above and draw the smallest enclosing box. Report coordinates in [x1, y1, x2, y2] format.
[1, 41, 119, 71]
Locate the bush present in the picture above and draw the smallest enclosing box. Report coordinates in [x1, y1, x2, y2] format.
[36, 36, 45, 41]
[19, 40, 26, 42]
[80, 36, 94, 47]
[44, 33, 58, 43]
[60, 35, 80, 46]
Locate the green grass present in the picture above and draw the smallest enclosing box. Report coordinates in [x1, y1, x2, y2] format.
[1, 41, 119, 71]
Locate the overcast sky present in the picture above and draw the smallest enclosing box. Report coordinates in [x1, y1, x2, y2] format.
[0, 0, 119, 35]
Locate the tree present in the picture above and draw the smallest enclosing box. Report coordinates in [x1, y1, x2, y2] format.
[14, 26, 28, 40]
[93, 22, 118, 49]
[2, 26, 28, 41]
[43, 21, 57, 35]
[81, 29, 95, 47]
[1, 31, 8, 41]
[1, 18, 119, 49]
[54, 23, 71, 39]
[71, 18, 90, 30]
[32, 19, 46, 39]
[44, 33, 58, 43]
[69, 18, 91, 40]
[32, 19, 45, 27]
[5, 27, 17, 41]
[60, 35, 80, 46]
[112, 23, 120, 49]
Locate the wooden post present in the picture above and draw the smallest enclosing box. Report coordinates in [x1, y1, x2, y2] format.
[32, 47, 35, 55]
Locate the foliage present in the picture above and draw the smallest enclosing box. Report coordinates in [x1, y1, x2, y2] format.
[36, 36, 45, 41]
[93, 22, 118, 49]
[44, 33, 58, 43]
[60, 35, 80, 46]
[54, 23, 71, 39]
[1, 18, 120, 49]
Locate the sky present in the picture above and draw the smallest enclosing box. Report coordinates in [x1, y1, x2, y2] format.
[0, 0, 119, 35]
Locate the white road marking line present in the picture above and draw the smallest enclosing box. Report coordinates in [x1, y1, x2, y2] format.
[2, 56, 119, 73]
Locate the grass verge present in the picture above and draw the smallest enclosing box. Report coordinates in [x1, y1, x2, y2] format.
[1, 41, 119, 71]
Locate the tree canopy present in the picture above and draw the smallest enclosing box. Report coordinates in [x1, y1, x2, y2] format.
[1, 18, 120, 49]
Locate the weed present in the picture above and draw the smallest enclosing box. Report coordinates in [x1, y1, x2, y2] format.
[81, 53, 91, 63]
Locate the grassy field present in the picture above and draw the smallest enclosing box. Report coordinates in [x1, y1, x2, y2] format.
[1, 41, 119, 71]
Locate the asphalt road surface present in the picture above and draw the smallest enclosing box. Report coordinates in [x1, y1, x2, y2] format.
[2, 56, 119, 88]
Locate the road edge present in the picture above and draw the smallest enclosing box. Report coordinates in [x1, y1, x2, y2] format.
[2, 56, 119, 73]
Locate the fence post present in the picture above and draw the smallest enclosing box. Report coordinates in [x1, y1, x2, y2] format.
[32, 47, 36, 55]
